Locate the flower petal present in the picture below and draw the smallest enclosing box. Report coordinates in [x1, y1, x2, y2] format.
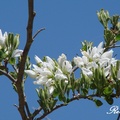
[25, 70, 37, 78]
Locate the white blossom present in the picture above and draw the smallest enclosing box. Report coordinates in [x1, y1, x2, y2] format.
[81, 68, 93, 77]
[57, 53, 67, 67]
[24, 70, 37, 78]
[12, 49, 23, 58]
[58, 54, 72, 73]
[55, 68, 67, 80]
[81, 42, 104, 62]
[25, 54, 72, 94]
[35, 55, 43, 64]
[0, 29, 7, 46]
[74, 42, 117, 78]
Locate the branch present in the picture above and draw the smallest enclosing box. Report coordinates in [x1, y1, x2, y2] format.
[70, 66, 78, 75]
[36, 94, 100, 120]
[30, 107, 42, 119]
[32, 28, 45, 40]
[104, 44, 120, 52]
[36, 93, 119, 120]
[16, 0, 35, 119]
[117, 113, 120, 120]
[0, 69, 16, 83]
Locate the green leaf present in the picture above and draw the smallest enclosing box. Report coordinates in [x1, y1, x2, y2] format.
[52, 89, 59, 98]
[58, 94, 63, 101]
[105, 96, 113, 105]
[94, 99, 103, 107]
[9, 72, 17, 79]
[81, 88, 88, 95]
[90, 83, 96, 90]
[12, 83, 18, 92]
[0, 49, 5, 62]
[104, 29, 115, 45]
[116, 34, 120, 41]
[103, 86, 113, 95]
[9, 57, 16, 65]
[49, 99, 57, 110]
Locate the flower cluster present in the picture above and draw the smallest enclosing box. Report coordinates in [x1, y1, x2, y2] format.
[25, 54, 72, 94]
[0, 29, 23, 59]
[25, 41, 120, 97]
[73, 42, 117, 79]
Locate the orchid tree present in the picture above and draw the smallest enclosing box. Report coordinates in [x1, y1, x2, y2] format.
[0, 1, 120, 120]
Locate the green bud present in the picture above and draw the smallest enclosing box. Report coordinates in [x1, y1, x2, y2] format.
[12, 83, 18, 92]
[111, 15, 119, 27]
[104, 29, 115, 46]
[117, 22, 120, 30]
[94, 99, 103, 107]
[105, 96, 113, 105]
[97, 9, 110, 29]
[4, 36, 9, 48]
[13, 34, 20, 49]
[9, 33, 14, 48]
[81, 40, 93, 51]
[103, 86, 113, 95]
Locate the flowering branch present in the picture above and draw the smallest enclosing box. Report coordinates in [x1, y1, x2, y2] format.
[37, 93, 117, 120]
[0, 3, 120, 120]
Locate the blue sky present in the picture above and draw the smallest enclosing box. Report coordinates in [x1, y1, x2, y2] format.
[0, 0, 120, 120]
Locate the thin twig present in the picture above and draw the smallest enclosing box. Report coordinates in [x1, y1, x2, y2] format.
[14, 104, 19, 109]
[0, 69, 16, 83]
[32, 28, 45, 40]
[104, 44, 120, 52]
[70, 66, 78, 75]
[12, 65, 18, 73]
[25, 101, 31, 117]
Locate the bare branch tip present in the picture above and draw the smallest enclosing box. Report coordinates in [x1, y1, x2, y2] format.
[32, 28, 46, 40]
[33, 11, 36, 17]
[14, 104, 19, 109]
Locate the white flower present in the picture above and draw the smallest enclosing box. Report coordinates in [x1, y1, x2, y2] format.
[34, 76, 48, 85]
[55, 68, 67, 80]
[81, 68, 93, 77]
[48, 86, 54, 95]
[73, 56, 89, 68]
[45, 56, 55, 70]
[39, 67, 53, 77]
[73, 56, 84, 67]
[0, 29, 7, 46]
[101, 50, 113, 60]
[57, 53, 67, 67]
[25, 70, 37, 78]
[58, 54, 72, 73]
[12, 49, 23, 57]
[35, 55, 42, 64]
[81, 42, 104, 62]
[62, 61, 72, 73]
